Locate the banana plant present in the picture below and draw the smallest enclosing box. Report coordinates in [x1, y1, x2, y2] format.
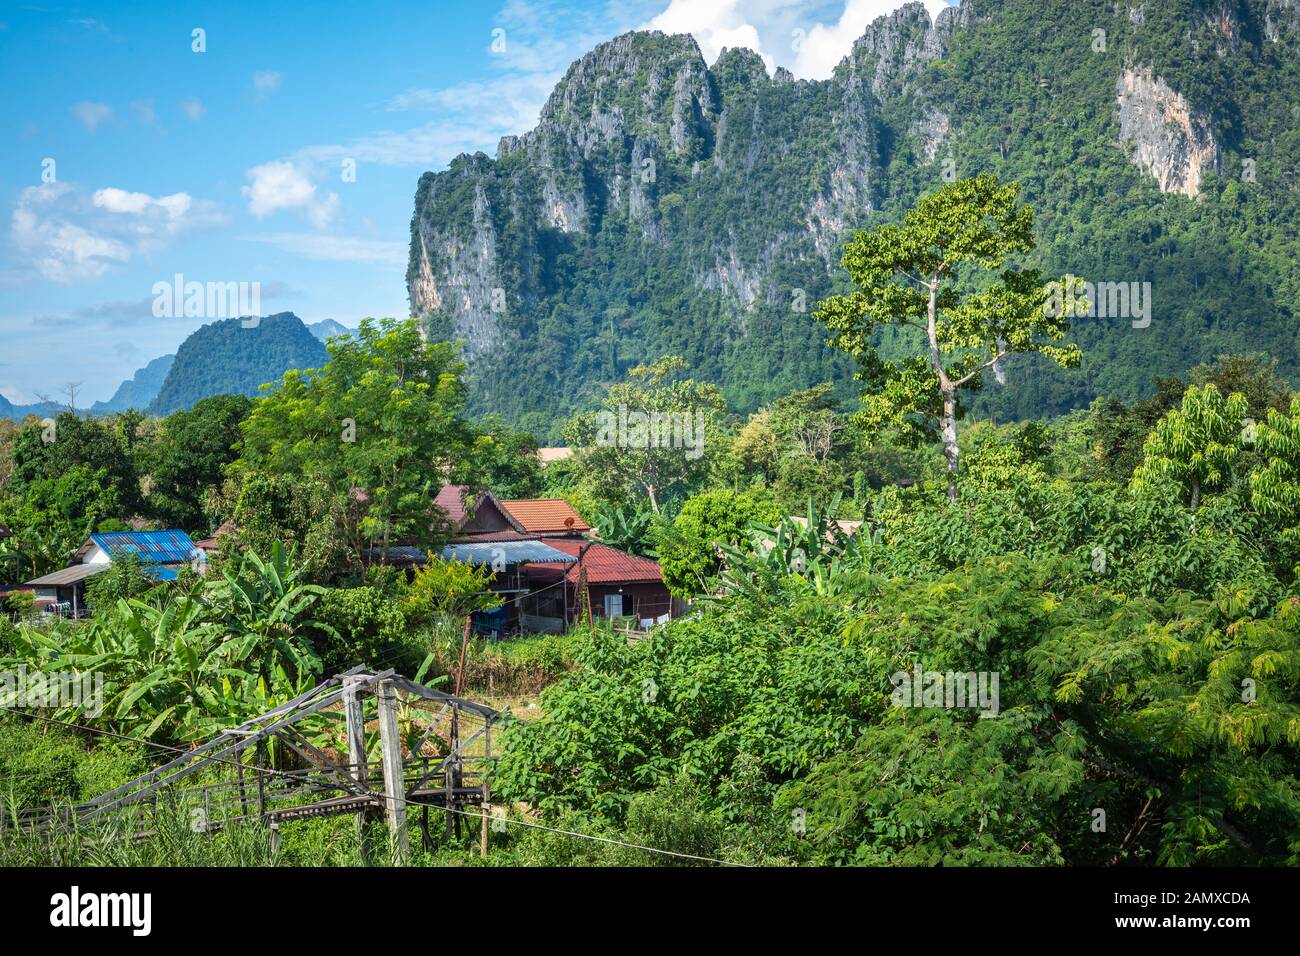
[709, 495, 872, 604]
[207, 540, 332, 689]
[591, 499, 660, 556]
[3, 588, 233, 740]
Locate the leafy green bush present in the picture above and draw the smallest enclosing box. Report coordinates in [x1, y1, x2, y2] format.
[312, 585, 414, 675]
[654, 488, 781, 597]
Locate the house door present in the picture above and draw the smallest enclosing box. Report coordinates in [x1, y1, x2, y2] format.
[603, 593, 623, 618]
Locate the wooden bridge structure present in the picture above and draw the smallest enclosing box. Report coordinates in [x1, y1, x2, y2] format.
[11, 667, 504, 864]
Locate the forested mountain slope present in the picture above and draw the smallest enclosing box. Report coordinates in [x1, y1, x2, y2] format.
[150, 313, 328, 415]
[408, 0, 1300, 437]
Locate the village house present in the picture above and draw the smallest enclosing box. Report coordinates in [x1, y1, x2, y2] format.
[23, 530, 205, 618]
[421, 485, 678, 636]
[520, 538, 679, 632]
[433, 484, 526, 536]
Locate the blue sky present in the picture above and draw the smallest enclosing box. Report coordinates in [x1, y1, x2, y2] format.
[0, 0, 947, 405]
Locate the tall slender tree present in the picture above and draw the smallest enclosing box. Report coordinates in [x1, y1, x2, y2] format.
[814, 174, 1080, 499]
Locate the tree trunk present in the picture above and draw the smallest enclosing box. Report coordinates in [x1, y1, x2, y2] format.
[1190, 477, 1201, 513]
[926, 274, 959, 502]
[942, 386, 959, 501]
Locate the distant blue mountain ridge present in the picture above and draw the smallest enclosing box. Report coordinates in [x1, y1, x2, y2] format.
[1, 315, 351, 421]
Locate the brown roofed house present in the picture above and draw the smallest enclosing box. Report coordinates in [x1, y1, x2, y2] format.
[434, 485, 526, 536]
[499, 498, 590, 537]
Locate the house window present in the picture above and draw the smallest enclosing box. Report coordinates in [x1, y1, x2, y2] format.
[603, 593, 623, 618]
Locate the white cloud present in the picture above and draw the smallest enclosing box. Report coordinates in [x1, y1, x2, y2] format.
[9, 182, 224, 283]
[131, 99, 157, 125]
[253, 70, 283, 95]
[179, 97, 206, 120]
[70, 100, 113, 130]
[242, 161, 339, 228]
[644, 0, 773, 70]
[306, 71, 560, 167]
[68, 18, 110, 33]
[791, 0, 949, 79]
[299, 0, 637, 169]
[638, 0, 952, 79]
[93, 187, 194, 221]
[242, 232, 406, 265]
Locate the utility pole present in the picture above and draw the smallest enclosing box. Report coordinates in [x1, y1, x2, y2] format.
[343, 676, 371, 862]
[376, 679, 408, 865]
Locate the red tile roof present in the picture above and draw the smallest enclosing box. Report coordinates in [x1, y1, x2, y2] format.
[500, 498, 591, 534]
[526, 539, 663, 585]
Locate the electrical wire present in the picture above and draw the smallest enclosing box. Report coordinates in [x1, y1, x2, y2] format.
[409, 797, 749, 867]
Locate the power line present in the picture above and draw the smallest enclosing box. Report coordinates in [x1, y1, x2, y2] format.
[7, 697, 739, 867]
[412, 798, 749, 867]
[9, 710, 339, 783]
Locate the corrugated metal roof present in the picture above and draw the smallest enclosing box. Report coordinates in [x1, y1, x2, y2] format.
[26, 564, 108, 587]
[450, 530, 541, 543]
[89, 530, 201, 565]
[440, 540, 576, 567]
[361, 546, 429, 565]
[500, 498, 591, 533]
[526, 540, 664, 585]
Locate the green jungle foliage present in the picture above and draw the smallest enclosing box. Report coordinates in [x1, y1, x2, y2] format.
[4, 157, 1300, 865]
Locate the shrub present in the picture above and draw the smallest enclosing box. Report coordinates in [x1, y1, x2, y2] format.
[0, 720, 84, 810]
[312, 585, 414, 675]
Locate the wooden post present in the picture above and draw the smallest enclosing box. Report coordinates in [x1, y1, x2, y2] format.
[255, 740, 267, 819]
[343, 677, 370, 862]
[444, 764, 454, 840]
[454, 615, 472, 696]
[269, 820, 280, 858]
[482, 715, 492, 860]
[420, 755, 431, 852]
[480, 761, 491, 860]
[376, 679, 408, 865]
[235, 750, 249, 820]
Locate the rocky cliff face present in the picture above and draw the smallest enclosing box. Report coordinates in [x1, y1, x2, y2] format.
[407, 2, 963, 376]
[1265, 0, 1300, 40]
[1116, 66, 1219, 198]
[406, 0, 1298, 433]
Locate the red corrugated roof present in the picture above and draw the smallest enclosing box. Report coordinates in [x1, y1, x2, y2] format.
[526, 539, 663, 585]
[500, 498, 590, 534]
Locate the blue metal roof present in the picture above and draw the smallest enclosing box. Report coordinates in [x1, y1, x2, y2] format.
[90, 530, 202, 567]
[439, 540, 577, 567]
